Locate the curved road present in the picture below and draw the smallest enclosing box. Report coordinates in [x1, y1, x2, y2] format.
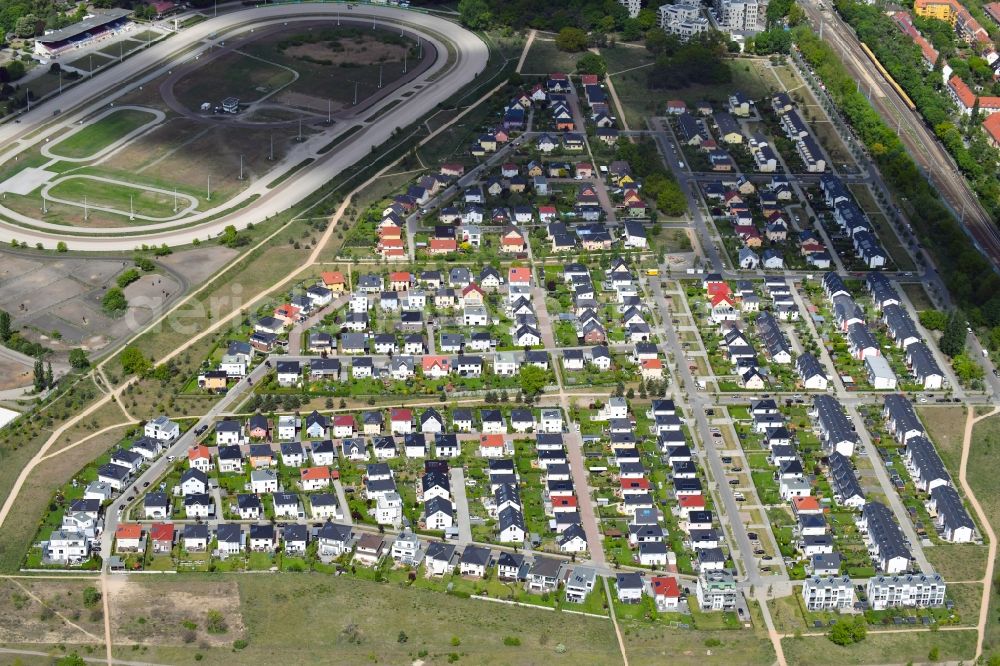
[0, 5, 488, 250]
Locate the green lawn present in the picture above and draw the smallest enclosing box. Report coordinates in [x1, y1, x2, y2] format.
[781, 628, 976, 665]
[47, 175, 187, 220]
[49, 108, 157, 159]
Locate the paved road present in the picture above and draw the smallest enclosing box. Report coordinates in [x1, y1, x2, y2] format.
[99, 358, 269, 566]
[450, 467, 473, 544]
[0, 5, 488, 250]
[649, 275, 764, 587]
[333, 479, 353, 525]
[847, 403, 932, 574]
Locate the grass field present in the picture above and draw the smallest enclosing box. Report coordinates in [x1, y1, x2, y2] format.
[67, 52, 114, 72]
[608, 57, 771, 130]
[970, 413, 1000, 658]
[49, 109, 158, 160]
[623, 620, 775, 666]
[47, 176, 184, 220]
[917, 405, 967, 474]
[173, 49, 296, 111]
[520, 38, 582, 75]
[109, 574, 622, 664]
[902, 282, 934, 311]
[781, 628, 976, 665]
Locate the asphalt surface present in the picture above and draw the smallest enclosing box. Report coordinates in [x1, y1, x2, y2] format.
[0, 5, 488, 250]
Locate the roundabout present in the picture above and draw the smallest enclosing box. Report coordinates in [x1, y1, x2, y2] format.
[0, 3, 488, 250]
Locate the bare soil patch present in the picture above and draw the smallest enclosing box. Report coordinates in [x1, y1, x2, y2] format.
[0, 578, 105, 645]
[158, 246, 238, 286]
[111, 578, 245, 648]
[284, 38, 407, 66]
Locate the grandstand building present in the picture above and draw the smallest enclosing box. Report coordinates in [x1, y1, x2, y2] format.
[34, 10, 133, 58]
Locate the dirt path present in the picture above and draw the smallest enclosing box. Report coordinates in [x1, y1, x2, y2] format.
[516, 29, 536, 74]
[602, 577, 629, 666]
[960, 405, 999, 661]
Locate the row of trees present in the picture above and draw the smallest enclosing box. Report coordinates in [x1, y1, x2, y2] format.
[793, 25, 1000, 332]
[835, 0, 1000, 219]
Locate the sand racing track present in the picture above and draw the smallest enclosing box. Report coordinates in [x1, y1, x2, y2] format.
[0, 4, 488, 250]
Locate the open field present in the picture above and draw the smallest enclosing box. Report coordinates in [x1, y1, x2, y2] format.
[608, 57, 771, 130]
[781, 628, 976, 665]
[520, 38, 581, 75]
[970, 413, 1000, 658]
[173, 49, 296, 111]
[623, 621, 775, 666]
[0, 577, 106, 646]
[902, 282, 934, 311]
[926, 544, 989, 582]
[48, 108, 158, 160]
[917, 405, 967, 474]
[108, 574, 621, 665]
[47, 176, 184, 220]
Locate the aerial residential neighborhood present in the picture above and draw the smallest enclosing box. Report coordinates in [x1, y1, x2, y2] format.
[0, 0, 999, 664]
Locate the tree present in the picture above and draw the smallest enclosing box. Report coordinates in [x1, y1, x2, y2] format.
[518, 364, 548, 397]
[82, 586, 102, 607]
[953, 353, 984, 384]
[55, 654, 86, 666]
[458, 0, 492, 30]
[939, 311, 968, 358]
[555, 27, 589, 52]
[0, 309, 10, 342]
[56, 241, 67, 252]
[101, 287, 128, 316]
[918, 310, 948, 331]
[827, 618, 866, 646]
[14, 15, 39, 38]
[33, 358, 44, 392]
[221, 225, 239, 248]
[134, 255, 155, 272]
[117, 269, 140, 289]
[5, 61, 25, 82]
[575, 52, 607, 77]
[120, 345, 151, 376]
[45, 362, 53, 388]
[69, 348, 90, 370]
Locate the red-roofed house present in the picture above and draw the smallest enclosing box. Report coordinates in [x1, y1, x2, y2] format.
[301, 466, 333, 491]
[478, 434, 510, 458]
[987, 1, 1000, 24]
[650, 576, 681, 611]
[321, 271, 346, 291]
[116, 523, 143, 552]
[150, 522, 174, 553]
[551, 495, 578, 512]
[389, 272, 411, 291]
[332, 414, 355, 438]
[641, 358, 664, 381]
[677, 494, 705, 517]
[500, 227, 526, 253]
[580, 73, 600, 85]
[620, 477, 652, 496]
[428, 238, 458, 255]
[666, 100, 687, 115]
[422, 355, 451, 378]
[188, 445, 212, 472]
[441, 163, 465, 177]
[984, 112, 1000, 147]
[390, 408, 413, 434]
[508, 266, 532, 286]
[538, 205, 558, 222]
[792, 495, 823, 515]
[949, 75, 977, 114]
